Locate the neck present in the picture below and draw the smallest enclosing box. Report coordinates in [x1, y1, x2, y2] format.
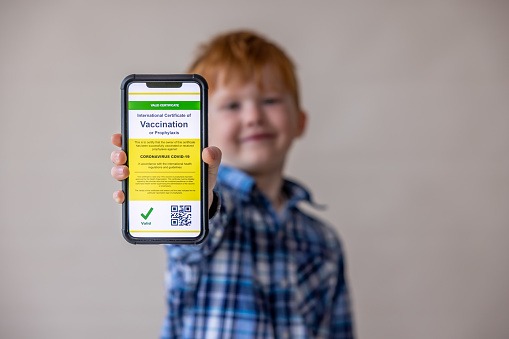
[250, 170, 286, 211]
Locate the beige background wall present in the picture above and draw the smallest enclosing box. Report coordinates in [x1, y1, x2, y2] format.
[1, 1, 508, 338]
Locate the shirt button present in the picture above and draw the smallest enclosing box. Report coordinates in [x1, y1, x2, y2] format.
[280, 279, 287, 288]
[281, 331, 289, 339]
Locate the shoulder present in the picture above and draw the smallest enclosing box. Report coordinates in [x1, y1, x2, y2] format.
[291, 207, 346, 259]
[283, 178, 346, 257]
[290, 208, 349, 303]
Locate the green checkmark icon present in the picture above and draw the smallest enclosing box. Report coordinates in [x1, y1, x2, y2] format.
[141, 207, 153, 220]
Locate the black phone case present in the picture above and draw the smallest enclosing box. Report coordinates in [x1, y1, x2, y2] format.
[121, 74, 209, 245]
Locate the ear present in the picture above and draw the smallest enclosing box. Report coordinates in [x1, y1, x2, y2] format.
[296, 110, 307, 137]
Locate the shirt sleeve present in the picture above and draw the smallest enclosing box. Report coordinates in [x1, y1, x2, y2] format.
[160, 189, 231, 338]
[329, 255, 355, 339]
[313, 224, 355, 339]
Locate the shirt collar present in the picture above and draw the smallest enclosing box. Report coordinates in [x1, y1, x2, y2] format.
[217, 165, 256, 199]
[217, 165, 315, 208]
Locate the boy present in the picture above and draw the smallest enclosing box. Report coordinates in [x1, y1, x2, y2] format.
[111, 31, 354, 339]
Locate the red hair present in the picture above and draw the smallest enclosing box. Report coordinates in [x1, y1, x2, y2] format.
[187, 30, 301, 110]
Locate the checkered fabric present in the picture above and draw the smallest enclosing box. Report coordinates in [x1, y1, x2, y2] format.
[161, 166, 354, 339]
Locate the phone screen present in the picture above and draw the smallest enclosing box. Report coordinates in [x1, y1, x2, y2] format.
[124, 77, 206, 242]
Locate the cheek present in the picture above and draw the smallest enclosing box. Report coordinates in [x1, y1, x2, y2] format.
[208, 115, 238, 148]
[270, 111, 298, 137]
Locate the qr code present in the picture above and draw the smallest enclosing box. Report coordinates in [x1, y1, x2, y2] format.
[170, 205, 192, 226]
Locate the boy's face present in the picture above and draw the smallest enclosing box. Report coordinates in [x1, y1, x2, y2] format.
[208, 66, 306, 176]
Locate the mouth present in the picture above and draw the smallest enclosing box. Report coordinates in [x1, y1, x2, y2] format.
[240, 133, 276, 143]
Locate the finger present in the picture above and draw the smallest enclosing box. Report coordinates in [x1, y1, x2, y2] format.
[202, 146, 222, 209]
[203, 146, 222, 185]
[111, 133, 122, 148]
[202, 146, 222, 166]
[111, 150, 127, 165]
[113, 190, 125, 204]
[111, 165, 130, 181]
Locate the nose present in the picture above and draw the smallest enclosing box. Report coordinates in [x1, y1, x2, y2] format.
[243, 102, 264, 127]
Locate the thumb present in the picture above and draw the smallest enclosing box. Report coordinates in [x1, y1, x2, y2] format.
[202, 146, 222, 209]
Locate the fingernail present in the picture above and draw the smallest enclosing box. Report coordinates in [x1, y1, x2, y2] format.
[209, 148, 216, 161]
[116, 166, 125, 176]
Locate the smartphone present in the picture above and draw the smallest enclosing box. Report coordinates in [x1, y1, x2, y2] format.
[121, 74, 208, 244]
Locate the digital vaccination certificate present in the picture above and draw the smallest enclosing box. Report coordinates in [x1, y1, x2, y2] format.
[127, 82, 202, 238]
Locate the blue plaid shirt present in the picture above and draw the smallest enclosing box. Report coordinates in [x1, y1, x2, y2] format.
[161, 166, 354, 339]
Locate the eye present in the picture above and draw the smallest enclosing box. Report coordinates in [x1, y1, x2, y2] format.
[223, 101, 241, 111]
[261, 97, 281, 105]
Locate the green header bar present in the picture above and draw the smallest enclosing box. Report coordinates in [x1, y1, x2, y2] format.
[129, 101, 200, 110]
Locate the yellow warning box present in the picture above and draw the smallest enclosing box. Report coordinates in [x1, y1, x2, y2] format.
[128, 139, 200, 201]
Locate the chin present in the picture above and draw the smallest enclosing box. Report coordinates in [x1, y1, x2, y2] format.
[237, 158, 284, 176]
[222, 149, 286, 175]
